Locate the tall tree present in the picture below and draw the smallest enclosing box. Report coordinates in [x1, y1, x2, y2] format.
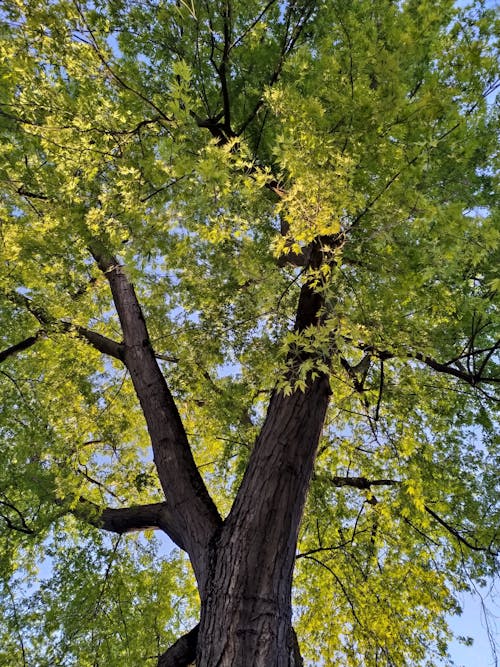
[0, 0, 499, 665]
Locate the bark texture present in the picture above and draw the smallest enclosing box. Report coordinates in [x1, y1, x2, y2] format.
[197, 375, 330, 666]
[91, 240, 331, 666]
[90, 242, 222, 591]
[195, 276, 331, 666]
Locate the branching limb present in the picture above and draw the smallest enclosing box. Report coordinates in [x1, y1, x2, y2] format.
[301, 554, 363, 626]
[71, 1, 172, 122]
[0, 499, 34, 535]
[157, 624, 198, 667]
[74, 498, 188, 551]
[0, 331, 44, 363]
[3, 290, 125, 361]
[344, 337, 499, 390]
[328, 477, 498, 555]
[89, 240, 222, 589]
[424, 505, 498, 556]
[237, 2, 317, 135]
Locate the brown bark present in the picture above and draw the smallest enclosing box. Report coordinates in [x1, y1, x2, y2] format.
[195, 275, 331, 666]
[98, 502, 187, 550]
[0, 333, 43, 363]
[75, 326, 125, 360]
[90, 238, 330, 665]
[90, 242, 222, 591]
[196, 374, 330, 666]
[158, 625, 198, 667]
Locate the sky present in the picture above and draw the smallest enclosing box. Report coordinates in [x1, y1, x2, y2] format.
[446, 588, 499, 667]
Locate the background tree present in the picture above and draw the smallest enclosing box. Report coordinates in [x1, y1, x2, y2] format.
[0, 0, 499, 665]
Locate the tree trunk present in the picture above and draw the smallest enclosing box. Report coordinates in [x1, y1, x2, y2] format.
[196, 376, 330, 666]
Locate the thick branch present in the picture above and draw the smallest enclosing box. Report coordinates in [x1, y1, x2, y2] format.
[75, 326, 124, 360]
[73, 498, 187, 551]
[290, 627, 304, 667]
[0, 332, 43, 363]
[158, 625, 198, 667]
[412, 351, 481, 384]
[331, 476, 400, 490]
[100, 503, 185, 549]
[89, 241, 221, 589]
[4, 290, 124, 361]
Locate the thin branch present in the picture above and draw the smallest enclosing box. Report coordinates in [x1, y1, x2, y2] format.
[230, 0, 279, 50]
[374, 358, 384, 421]
[477, 338, 500, 379]
[330, 476, 498, 556]
[77, 465, 122, 501]
[424, 505, 498, 555]
[345, 336, 499, 389]
[140, 175, 188, 203]
[297, 535, 369, 559]
[220, 0, 233, 134]
[349, 123, 460, 231]
[237, 2, 316, 135]
[301, 555, 362, 626]
[71, 1, 172, 122]
[402, 516, 440, 547]
[0, 499, 34, 535]
[5, 582, 27, 667]
[16, 187, 50, 201]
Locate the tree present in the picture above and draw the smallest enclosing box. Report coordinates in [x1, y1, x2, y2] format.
[0, 0, 499, 664]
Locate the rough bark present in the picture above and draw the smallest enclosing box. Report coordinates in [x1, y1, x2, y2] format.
[98, 502, 187, 550]
[195, 276, 331, 666]
[90, 242, 222, 591]
[196, 374, 330, 666]
[158, 625, 198, 667]
[91, 238, 330, 666]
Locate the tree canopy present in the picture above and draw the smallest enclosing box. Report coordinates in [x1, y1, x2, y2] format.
[0, 0, 499, 665]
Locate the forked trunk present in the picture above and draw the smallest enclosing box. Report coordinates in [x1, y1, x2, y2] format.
[94, 252, 331, 666]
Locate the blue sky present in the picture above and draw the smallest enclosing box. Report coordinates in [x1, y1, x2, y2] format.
[447, 588, 499, 667]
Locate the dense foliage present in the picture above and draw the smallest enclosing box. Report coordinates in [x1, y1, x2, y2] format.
[0, 0, 499, 665]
